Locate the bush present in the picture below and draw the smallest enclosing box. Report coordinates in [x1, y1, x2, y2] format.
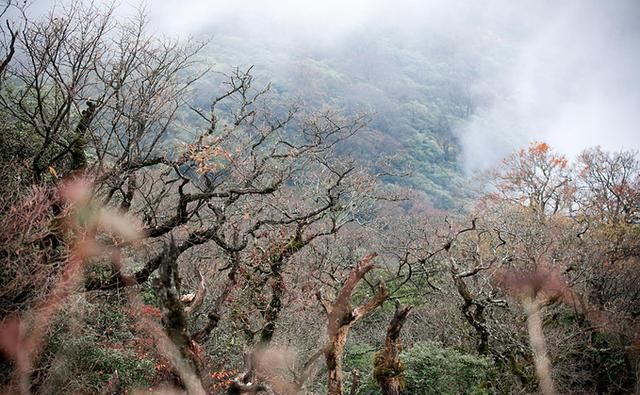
[352, 341, 495, 395]
[35, 304, 157, 394]
[46, 334, 155, 393]
[400, 342, 495, 395]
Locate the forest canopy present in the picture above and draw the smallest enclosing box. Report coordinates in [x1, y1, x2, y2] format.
[0, 1, 639, 394]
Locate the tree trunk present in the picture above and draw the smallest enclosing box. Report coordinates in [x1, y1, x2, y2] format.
[522, 296, 555, 395]
[349, 369, 361, 395]
[375, 300, 412, 395]
[453, 275, 490, 355]
[325, 326, 349, 395]
[155, 239, 206, 395]
[320, 253, 388, 395]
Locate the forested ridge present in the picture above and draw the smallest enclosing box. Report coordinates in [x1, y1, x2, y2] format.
[191, 31, 481, 208]
[0, 2, 639, 394]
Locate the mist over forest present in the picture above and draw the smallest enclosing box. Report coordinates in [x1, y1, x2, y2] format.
[1, 1, 639, 394]
[24, 0, 640, 204]
[145, 0, 640, 166]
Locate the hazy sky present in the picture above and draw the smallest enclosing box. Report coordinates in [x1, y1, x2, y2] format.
[23, 0, 640, 170]
[452, 0, 640, 169]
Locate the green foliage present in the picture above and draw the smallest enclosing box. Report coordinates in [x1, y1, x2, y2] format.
[32, 296, 158, 393]
[91, 303, 131, 343]
[344, 343, 377, 372]
[193, 31, 479, 208]
[399, 342, 494, 395]
[52, 335, 155, 392]
[342, 344, 379, 394]
[345, 341, 495, 395]
[140, 280, 161, 307]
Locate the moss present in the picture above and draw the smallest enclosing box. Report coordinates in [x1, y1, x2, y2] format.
[372, 350, 406, 389]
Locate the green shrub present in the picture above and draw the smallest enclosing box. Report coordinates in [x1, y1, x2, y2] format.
[345, 343, 377, 372]
[55, 335, 155, 392]
[350, 341, 495, 395]
[400, 342, 495, 395]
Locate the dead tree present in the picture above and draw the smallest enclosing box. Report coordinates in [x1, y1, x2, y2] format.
[374, 300, 412, 395]
[317, 253, 389, 395]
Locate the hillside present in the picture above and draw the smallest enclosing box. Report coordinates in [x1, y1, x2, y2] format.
[185, 29, 507, 208]
[1, 2, 639, 395]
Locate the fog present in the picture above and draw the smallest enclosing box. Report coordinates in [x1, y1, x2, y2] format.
[148, 0, 640, 170]
[450, 0, 640, 170]
[25, 0, 640, 171]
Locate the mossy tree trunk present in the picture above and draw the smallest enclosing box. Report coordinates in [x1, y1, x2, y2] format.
[374, 300, 412, 395]
[155, 239, 206, 395]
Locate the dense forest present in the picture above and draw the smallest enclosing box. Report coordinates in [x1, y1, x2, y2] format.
[0, 1, 639, 394]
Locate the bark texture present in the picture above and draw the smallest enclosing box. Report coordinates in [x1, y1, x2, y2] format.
[374, 300, 412, 395]
[319, 253, 388, 395]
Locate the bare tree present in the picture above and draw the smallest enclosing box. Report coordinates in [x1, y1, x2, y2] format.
[0, 0, 17, 80]
[317, 253, 388, 395]
[0, 2, 378, 393]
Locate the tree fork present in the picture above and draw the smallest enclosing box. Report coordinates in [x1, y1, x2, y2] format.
[319, 253, 388, 395]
